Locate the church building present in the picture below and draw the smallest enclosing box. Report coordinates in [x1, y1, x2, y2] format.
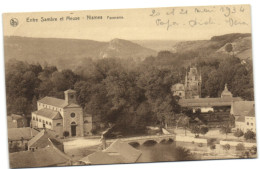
[31, 89, 92, 137]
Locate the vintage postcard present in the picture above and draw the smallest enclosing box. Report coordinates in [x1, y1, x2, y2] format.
[2, 4, 256, 168]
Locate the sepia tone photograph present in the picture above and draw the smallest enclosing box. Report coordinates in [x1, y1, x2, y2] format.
[2, 4, 257, 168]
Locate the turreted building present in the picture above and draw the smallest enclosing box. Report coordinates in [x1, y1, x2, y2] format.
[171, 67, 201, 99]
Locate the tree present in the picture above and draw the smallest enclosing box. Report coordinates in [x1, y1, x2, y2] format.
[225, 43, 233, 53]
[175, 146, 193, 161]
[200, 126, 209, 136]
[219, 123, 232, 139]
[244, 130, 256, 140]
[223, 144, 230, 152]
[176, 114, 190, 136]
[236, 143, 245, 151]
[250, 146, 257, 155]
[191, 125, 201, 138]
[234, 129, 244, 140]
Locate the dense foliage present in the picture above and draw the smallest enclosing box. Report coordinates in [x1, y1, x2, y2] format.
[5, 47, 254, 136]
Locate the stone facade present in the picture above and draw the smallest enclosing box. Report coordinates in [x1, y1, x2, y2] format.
[185, 67, 202, 99]
[31, 89, 92, 137]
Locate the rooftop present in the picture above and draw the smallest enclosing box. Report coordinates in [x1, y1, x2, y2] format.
[9, 146, 71, 168]
[231, 101, 254, 116]
[179, 97, 243, 107]
[32, 108, 62, 120]
[80, 140, 142, 165]
[38, 96, 67, 108]
[246, 107, 255, 117]
[8, 114, 26, 120]
[8, 127, 39, 141]
[28, 130, 63, 149]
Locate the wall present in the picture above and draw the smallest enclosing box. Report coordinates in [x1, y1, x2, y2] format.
[175, 135, 207, 144]
[83, 116, 93, 135]
[245, 116, 256, 132]
[220, 140, 256, 148]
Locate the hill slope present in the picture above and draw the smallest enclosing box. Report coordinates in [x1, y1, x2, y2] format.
[4, 36, 157, 70]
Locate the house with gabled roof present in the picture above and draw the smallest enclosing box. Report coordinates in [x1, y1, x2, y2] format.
[8, 127, 40, 152]
[230, 101, 255, 132]
[31, 89, 92, 137]
[28, 129, 64, 151]
[9, 145, 72, 168]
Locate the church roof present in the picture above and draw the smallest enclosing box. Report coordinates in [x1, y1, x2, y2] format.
[8, 128, 39, 141]
[38, 96, 68, 108]
[9, 146, 71, 168]
[65, 103, 81, 108]
[179, 97, 242, 107]
[32, 108, 62, 120]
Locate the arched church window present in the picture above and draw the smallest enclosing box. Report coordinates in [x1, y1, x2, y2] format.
[71, 112, 76, 118]
[71, 121, 76, 125]
[84, 120, 88, 124]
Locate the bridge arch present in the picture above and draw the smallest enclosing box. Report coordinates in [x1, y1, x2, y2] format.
[143, 140, 158, 146]
[128, 142, 140, 148]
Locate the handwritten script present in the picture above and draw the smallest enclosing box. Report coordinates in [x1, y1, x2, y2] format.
[150, 5, 249, 30]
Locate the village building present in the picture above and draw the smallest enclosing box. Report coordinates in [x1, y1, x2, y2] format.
[79, 140, 142, 165]
[31, 89, 92, 137]
[230, 100, 255, 131]
[7, 114, 28, 128]
[9, 145, 71, 168]
[28, 129, 64, 152]
[179, 84, 243, 127]
[8, 127, 39, 152]
[171, 83, 185, 99]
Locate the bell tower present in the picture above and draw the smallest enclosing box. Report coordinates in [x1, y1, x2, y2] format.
[64, 89, 77, 104]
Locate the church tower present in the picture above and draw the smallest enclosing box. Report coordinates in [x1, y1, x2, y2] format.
[64, 89, 77, 104]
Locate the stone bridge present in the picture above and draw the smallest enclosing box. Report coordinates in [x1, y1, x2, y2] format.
[107, 134, 176, 146]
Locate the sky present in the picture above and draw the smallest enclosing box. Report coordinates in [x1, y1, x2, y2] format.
[3, 4, 251, 41]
